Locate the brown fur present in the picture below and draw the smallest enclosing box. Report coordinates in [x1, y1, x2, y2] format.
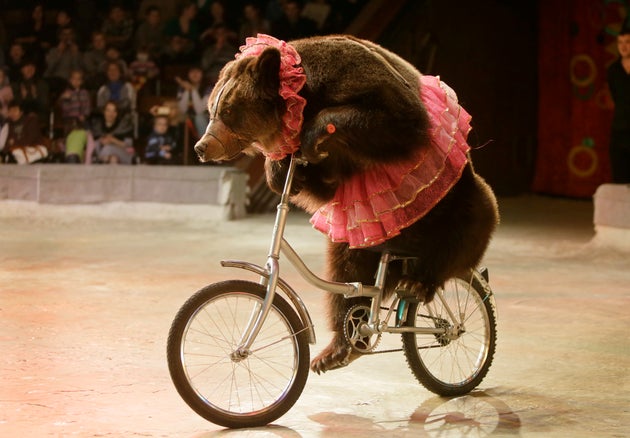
[194, 35, 499, 374]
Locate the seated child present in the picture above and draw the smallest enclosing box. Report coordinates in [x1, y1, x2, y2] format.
[58, 69, 93, 163]
[145, 114, 176, 164]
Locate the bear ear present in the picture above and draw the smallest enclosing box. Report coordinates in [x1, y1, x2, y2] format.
[255, 47, 281, 98]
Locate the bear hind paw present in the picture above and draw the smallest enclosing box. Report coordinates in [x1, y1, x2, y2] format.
[310, 340, 361, 374]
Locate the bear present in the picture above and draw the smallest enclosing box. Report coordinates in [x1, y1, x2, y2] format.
[194, 34, 499, 374]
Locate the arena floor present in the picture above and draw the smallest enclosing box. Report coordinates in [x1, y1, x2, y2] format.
[0, 195, 628, 437]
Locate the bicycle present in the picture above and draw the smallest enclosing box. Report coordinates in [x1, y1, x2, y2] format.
[166, 153, 498, 429]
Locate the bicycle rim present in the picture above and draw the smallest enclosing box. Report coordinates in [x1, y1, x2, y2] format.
[402, 273, 496, 395]
[168, 281, 309, 427]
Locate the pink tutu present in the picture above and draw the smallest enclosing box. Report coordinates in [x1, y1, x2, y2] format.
[310, 75, 472, 248]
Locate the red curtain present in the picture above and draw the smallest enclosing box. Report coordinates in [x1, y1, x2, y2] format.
[533, 0, 626, 197]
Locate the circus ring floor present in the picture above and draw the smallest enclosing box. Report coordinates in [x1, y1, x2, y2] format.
[0, 194, 628, 437]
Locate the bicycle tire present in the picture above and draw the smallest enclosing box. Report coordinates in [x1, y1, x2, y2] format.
[167, 280, 310, 428]
[401, 271, 497, 396]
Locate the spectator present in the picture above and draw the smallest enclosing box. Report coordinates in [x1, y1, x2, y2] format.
[7, 42, 26, 82]
[239, 2, 270, 43]
[198, 1, 238, 45]
[134, 6, 166, 61]
[160, 35, 197, 65]
[176, 65, 209, 136]
[137, 0, 179, 23]
[91, 100, 134, 164]
[607, 27, 630, 183]
[271, 0, 318, 41]
[101, 5, 135, 56]
[44, 27, 83, 97]
[144, 114, 177, 164]
[73, 0, 101, 47]
[13, 3, 54, 70]
[265, 0, 288, 24]
[96, 61, 135, 114]
[200, 24, 237, 86]
[83, 31, 108, 92]
[0, 68, 13, 124]
[163, 2, 200, 56]
[58, 69, 91, 128]
[52, 9, 76, 42]
[57, 69, 93, 163]
[100, 46, 129, 79]
[0, 100, 46, 164]
[128, 46, 160, 92]
[302, 0, 332, 32]
[11, 58, 50, 125]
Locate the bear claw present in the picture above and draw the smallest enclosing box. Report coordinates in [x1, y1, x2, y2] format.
[310, 340, 361, 374]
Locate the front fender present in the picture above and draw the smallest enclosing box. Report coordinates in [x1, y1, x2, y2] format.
[220, 259, 317, 344]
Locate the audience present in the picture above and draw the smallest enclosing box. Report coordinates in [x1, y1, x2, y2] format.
[6, 42, 26, 82]
[58, 69, 91, 129]
[13, 3, 54, 70]
[82, 31, 108, 92]
[44, 27, 82, 97]
[200, 25, 237, 86]
[134, 6, 166, 61]
[198, 1, 238, 45]
[163, 2, 200, 57]
[271, 0, 318, 41]
[0, 0, 365, 165]
[239, 2, 271, 43]
[101, 46, 129, 79]
[96, 61, 135, 114]
[0, 68, 13, 124]
[51, 9, 76, 44]
[176, 65, 209, 137]
[58, 69, 92, 163]
[145, 114, 177, 164]
[302, 0, 332, 33]
[91, 100, 134, 164]
[128, 47, 160, 92]
[101, 5, 134, 58]
[11, 58, 50, 125]
[0, 100, 46, 164]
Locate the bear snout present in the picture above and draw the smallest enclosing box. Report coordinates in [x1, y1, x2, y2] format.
[195, 139, 208, 162]
[194, 119, 241, 162]
[193, 140, 208, 161]
[194, 134, 228, 162]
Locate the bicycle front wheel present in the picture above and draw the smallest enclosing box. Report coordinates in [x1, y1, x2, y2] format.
[167, 280, 310, 428]
[401, 271, 497, 396]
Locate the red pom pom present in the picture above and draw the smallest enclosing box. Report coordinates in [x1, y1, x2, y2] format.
[326, 123, 336, 134]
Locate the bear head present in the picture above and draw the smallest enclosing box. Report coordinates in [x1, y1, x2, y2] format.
[194, 48, 285, 162]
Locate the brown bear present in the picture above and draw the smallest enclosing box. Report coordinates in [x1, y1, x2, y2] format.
[194, 34, 499, 374]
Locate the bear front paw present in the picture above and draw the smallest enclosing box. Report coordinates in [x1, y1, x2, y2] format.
[300, 123, 336, 163]
[310, 336, 361, 374]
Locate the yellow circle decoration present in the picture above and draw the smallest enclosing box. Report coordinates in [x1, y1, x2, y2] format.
[570, 54, 597, 87]
[567, 145, 598, 178]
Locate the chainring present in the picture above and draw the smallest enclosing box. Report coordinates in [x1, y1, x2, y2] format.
[343, 304, 381, 353]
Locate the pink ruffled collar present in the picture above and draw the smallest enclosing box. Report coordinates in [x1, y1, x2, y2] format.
[236, 34, 307, 160]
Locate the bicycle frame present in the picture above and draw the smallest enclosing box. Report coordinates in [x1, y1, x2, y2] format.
[222, 154, 489, 357]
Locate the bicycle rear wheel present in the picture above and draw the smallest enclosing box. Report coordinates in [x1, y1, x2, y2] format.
[401, 270, 496, 396]
[167, 280, 310, 428]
